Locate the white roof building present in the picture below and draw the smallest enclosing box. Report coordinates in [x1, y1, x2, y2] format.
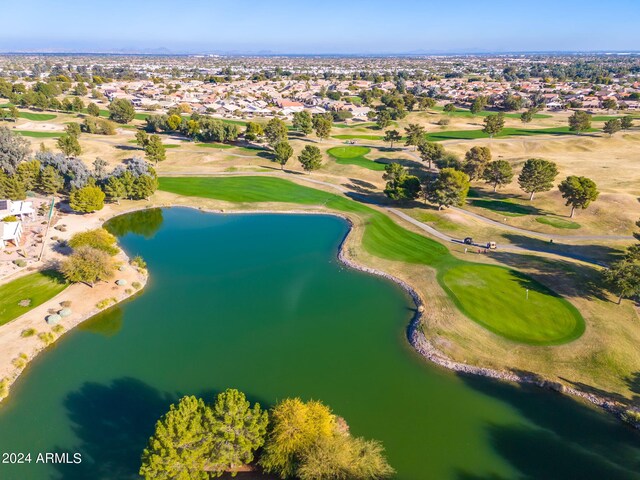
[0, 221, 22, 250]
[0, 200, 35, 221]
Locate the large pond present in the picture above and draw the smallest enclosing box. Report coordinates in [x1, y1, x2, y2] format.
[0, 208, 638, 479]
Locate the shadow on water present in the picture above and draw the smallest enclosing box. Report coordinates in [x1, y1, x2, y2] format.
[104, 208, 164, 239]
[78, 305, 124, 337]
[51, 378, 176, 480]
[456, 373, 640, 480]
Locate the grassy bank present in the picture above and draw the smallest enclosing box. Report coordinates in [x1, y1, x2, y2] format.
[0, 271, 68, 326]
[158, 176, 585, 345]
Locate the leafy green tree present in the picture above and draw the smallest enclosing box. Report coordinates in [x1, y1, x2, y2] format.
[482, 160, 514, 191]
[273, 141, 293, 170]
[404, 123, 425, 149]
[244, 121, 264, 141]
[383, 129, 401, 148]
[145, 134, 166, 165]
[424, 168, 470, 209]
[603, 118, 622, 136]
[38, 165, 64, 194]
[69, 185, 105, 213]
[60, 246, 115, 287]
[260, 398, 336, 479]
[72, 97, 85, 112]
[15, 159, 41, 190]
[463, 146, 492, 180]
[208, 389, 268, 475]
[443, 103, 456, 114]
[264, 118, 288, 147]
[312, 115, 332, 139]
[0, 126, 31, 174]
[166, 114, 182, 131]
[434, 152, 462, 170]
[292, 111, 313, 135]
[140, 396, 212, 480]
[74, 82, 88, 96]
[376, 110, 391, 130]
[132, 174, 159, 200]
[470, 96, 488, 114]
[603, 259, 640, 304]
[417, 140, 444, 170]
[298, 435, 394, 480]
[57, 134, 82, 157]
[0, 172, 26, 200]
[482, 113, 505, 138]
[520, 108, 537, 124]
[103, 176, 126, 204]
[68, 228, 118, 255]
[418, 97, 436, 110]
[558, 175, 599, 218]
[517, 158, 559, 200]
[382, 163, 420, 201]
[620, 116, 634, 130]
[503, 94, 523, 111]
[136, 130, 150, 147]
[65, 122, 82, 137]
[298, 145, 322, 173]
[568, 110, 592, 134]
[602, 98, 617, 111]
[86, 102, 101, 117]
[108, 98, 135, 124]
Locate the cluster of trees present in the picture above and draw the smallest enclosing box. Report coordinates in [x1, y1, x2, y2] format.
[291, 111, 333, 139]
[146, 112, 239, 144]
[603, 220, 640, 304]
[140, 390, 393, 480]
[383, 138, 600, 217]
[60, 228, 118, 287]
[0, 127, 158, 211]
[135, 131, 166, 165]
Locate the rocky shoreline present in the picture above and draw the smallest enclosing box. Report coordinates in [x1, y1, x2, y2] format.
[334, 217, 637, 428]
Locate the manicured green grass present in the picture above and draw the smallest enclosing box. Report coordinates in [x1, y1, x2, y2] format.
[536, 216, 581, 230]
[15, 130, 62, 138]
[195, 142, 234, 149]
[468, 198, 536, 217]
[327, 146, 388, 171]
[159, 176, 585, 345]
[19, 112, 57, 121]
[591, 114, 640, 121]
[440, 264, 584, 345]
[426, 126, 599, 142]
[332, 134, 384, 140]
[431, 105, 551, 119]
[0, 271, 68, 326]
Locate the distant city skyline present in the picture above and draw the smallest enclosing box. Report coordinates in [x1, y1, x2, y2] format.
[2, 0, 640, 55]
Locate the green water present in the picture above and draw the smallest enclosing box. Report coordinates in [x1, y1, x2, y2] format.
[0, 208, 638, 480]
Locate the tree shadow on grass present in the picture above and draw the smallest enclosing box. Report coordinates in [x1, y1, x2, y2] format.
[500, 233, 623, 266]
[345, 178, 378, 193]
[50, 377, 177, 480]
[455, 373, 640, 480]
[114, 145, 141, 152]
[489, 250, 608, 300]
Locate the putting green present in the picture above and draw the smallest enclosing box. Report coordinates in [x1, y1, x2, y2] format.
[159, 176, 585, 345]
[536, 216, 581, 229]
[440, 264, 584, 344]
[327, 146, 387, 171]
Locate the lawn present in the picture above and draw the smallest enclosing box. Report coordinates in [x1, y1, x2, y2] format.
[159, 176, 585, 345]
[0, 270, 68, 326]
[431, 105, 551, 119]
[19, 112, 57, 121]
[332, 134, 384, 140]
[468, 198, 536, 217]
[536, 216, 581, 229]
[426, 126, 599, 142]
[15, 130, 62, 138]
[440, 264, 584, 344]
[195, 142, 234, 149]
[327, 146, 388, 171]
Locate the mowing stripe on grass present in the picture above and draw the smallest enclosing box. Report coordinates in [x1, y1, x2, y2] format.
[15, 130, 63, 138]
[0, 271, 68, 326]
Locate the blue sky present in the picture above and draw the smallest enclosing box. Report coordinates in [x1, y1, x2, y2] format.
[2, 0, 639, 54]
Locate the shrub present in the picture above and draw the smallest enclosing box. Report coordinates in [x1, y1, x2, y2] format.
[60, 300, 72, 308]
[132, 281, 142, 290]
[0, 378, 9, 401]
[131, 255, 147, 269]
[13, 259, 27, 267]
[68, 228, 119, 255]
[12, 354, 27, 369]
[20, 328, 36, 337]
[437, 118, 450, 126]
[52, 324, 65, 334]
[69, 185, 105, 213]
[1, 215, 18, 222]
[38, 332, 55, 346]
[96, 297, 117, 310]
